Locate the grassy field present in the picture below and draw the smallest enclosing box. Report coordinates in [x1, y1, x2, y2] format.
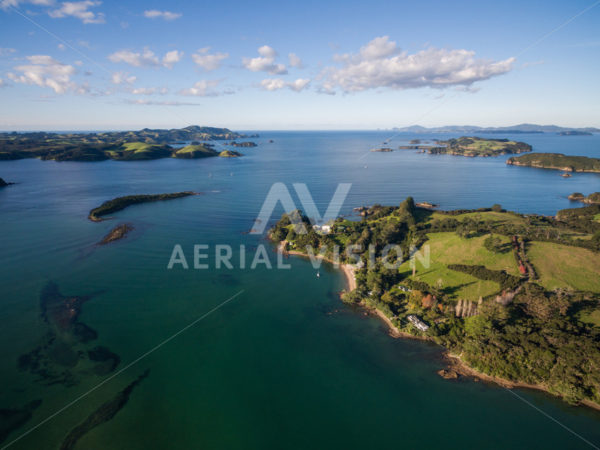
[528, 241, 600, 292]
[422, 232, 519, 275]
[427, 211, 526, 226]
[398, 231, 518, 301]
[174, 145, 218, 158]
[578, 309, 600, 327]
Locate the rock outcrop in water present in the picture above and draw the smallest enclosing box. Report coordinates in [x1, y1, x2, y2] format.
[97, 223, 134, 245]
[228, 141, 257, 147]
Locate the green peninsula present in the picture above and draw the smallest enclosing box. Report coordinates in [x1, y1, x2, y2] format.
[0, 126, 253, 162]
[271, 199, 600, 407]
[507, 153, 600, 173]
[89, 192, 197, 221]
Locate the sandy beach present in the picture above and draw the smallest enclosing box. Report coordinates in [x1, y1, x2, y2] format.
[278, 240, 357, 292]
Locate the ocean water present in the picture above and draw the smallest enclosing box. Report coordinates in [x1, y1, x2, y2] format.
[0, 131, 600, 449]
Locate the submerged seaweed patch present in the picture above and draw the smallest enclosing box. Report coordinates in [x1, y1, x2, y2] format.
[18, 282, 120, 386]
[60, 370, 150, 450]
[0, 400, 42, 445]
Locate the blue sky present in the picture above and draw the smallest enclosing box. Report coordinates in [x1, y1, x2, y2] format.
[0, 0, 598, 130]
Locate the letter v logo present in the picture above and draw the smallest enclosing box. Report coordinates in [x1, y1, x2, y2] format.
[250, 182, 351, 234]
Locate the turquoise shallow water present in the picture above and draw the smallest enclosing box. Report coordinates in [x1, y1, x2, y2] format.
[1, 131, 600, 449]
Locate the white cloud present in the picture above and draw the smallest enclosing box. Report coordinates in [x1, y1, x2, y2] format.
[0, 47, 17, 56]
[108, 48, 183, 69]
[261, 78, 310, 92]
[322, 36, 514, 93]
[243, 45, 287, 75]
[179, 80, 232, 97]
[131, 86, 168, 95]
[0, 78, 5, 87]
[143, 9, 181, 20]
[125, 99, 199, 106]
[288, 53, 303, 68]
[0, 0, 53, 10]
[57, 43, 66, 51]
[192, 47, 228, 71]
[48, 1, 105, 24]
[131, 87, 156, 95]
[111, 71, 136, 85]
[7, 54, 77, 94]
[162, 50, 183, 69]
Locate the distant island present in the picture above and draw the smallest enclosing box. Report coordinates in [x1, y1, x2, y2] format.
[386, 136, 532, 157]
[0, 177, 13, 187]
[88, 192, 197, 222]
[392, 123, 600, 134]
[558, 131, 593, 136]
[507, 153, 600, 173]
[229, 141, 257, 148]
[0, 126, 255, 162]
[270, 198, 600, 408]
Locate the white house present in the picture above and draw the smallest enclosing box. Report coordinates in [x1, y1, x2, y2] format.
[313, 224, 332, 234]
[407, 315, 429, 332]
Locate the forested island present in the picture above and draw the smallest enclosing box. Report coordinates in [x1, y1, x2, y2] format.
[391, 136, 532, 157]
[88, 192, 197, 221]
[507, 153, 600, 173]
[271, 198, 600, 408]
[0, 126, 254, 161]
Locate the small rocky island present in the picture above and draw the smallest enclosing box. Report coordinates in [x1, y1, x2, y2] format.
[88, 192, 197, 221]
[229, 141, 257, 148]
[97, 223, 134, 245]
[569, 192, 600, 204]
[219, 150, 242, 158]
[392, 136, 532, 157]
[507, 153, 600, 173]
[371, 147, 394, 152]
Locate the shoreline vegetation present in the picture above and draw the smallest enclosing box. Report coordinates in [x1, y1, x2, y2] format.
[270, 199, 600, 409]
[88, 192, 197, 222]
[0, 126, 257, 162]
[374, 136, 532, 157]
[507, 153, 600, 173]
